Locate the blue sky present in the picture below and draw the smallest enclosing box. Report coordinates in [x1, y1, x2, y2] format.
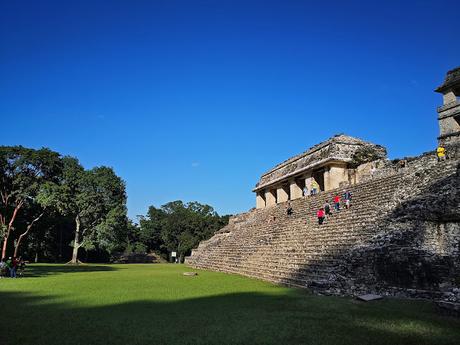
[1, 0, 459, 219]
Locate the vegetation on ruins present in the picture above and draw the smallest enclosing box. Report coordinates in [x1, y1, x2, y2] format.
[1, 264, 459, 345]
[349, 145, 387, 168]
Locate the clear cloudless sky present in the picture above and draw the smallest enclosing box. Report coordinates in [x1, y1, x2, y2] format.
[1, 0, 459, 219]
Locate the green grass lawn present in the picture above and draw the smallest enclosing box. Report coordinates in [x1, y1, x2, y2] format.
[0, 264, 459, 345]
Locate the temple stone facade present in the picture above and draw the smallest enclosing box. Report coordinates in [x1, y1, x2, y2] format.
[254, 135, 387, 208]
[436, 67, 460, 147]
[186, 67, 460, 304]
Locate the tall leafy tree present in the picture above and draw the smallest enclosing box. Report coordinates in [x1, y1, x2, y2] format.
[0, 146, 62, 259]
[51, 158, 128, 264]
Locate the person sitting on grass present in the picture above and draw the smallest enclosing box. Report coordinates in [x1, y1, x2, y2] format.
[0, 259, 7, 278]
[317, 208, 325, 225]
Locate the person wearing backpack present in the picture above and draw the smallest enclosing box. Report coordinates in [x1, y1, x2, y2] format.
[324, 200, 332, 218]
[343, 190, 352, 209]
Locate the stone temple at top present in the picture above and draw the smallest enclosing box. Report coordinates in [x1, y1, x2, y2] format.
[253, 134, 387, 209]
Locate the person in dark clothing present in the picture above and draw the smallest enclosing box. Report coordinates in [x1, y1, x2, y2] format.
[324, 200, 332, 218]
[286, 201, 293, 216]
[10, 257, 18, 278]
[343, 190, 352, 209]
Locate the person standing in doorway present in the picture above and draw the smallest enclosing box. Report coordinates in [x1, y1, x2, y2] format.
[303, 186, 309, 198]
[311, 179, 319, 195]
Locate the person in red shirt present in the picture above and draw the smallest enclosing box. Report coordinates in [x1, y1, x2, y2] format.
[317, 208, 325, 225]
[333, 194, 341, 212]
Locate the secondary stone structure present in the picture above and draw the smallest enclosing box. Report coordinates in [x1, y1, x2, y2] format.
[436, 67, 460, 147]
[186, 68, 460, 304]
[254, 135, 387, 209]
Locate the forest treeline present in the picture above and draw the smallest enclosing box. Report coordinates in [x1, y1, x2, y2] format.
[0, 146, 229, 263]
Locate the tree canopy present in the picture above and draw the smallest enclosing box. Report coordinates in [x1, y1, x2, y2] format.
[0, 145, 228, 263]
[135, 201, 229, 262]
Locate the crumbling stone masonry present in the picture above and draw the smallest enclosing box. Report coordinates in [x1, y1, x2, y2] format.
[186, 68, 460, 303]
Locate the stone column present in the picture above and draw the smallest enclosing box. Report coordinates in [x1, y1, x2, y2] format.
[326, 164, 348, 191]
[256, 192, 266, 209]
[304, 172, 312, 192]
[265, 190, 276, 207]
[443, 91, 457, 105]
[277, 186, 289, 203]
[290, 180, 302, 200]
[323, 168, 331, 191]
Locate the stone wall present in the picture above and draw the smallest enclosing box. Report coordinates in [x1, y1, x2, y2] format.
[186, 152, 460, 302]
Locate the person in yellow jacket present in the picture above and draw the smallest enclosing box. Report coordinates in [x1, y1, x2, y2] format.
[311, 179, 319, 195]
[437, 144, 446, 162]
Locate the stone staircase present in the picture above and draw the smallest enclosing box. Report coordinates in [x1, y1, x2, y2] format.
[186, 157, 460, 299]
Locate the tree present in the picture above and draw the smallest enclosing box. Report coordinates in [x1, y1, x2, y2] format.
[0, 146, 62, 259]
[137, 201, 230, 262]
[52, 158, 128, 264]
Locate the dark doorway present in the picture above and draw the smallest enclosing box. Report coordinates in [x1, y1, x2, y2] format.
[296, 178, 306, 191]
[454, 114, 460, 127]
[283, 184, 290, 201]
[270, 189, 277, 204]
[312, 169, 325, 192]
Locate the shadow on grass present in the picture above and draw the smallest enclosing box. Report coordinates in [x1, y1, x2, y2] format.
[22, 264, 119, 278]
[0, 290, 459, 345]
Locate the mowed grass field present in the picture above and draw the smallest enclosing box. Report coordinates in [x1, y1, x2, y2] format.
[0, 264, 459, 345]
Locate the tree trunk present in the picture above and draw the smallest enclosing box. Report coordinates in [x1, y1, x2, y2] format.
[13, 211, 45, 258]
[70, 215, 81, 264]
[1, 237, 8, 260]
[1, 201, 23, 259]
